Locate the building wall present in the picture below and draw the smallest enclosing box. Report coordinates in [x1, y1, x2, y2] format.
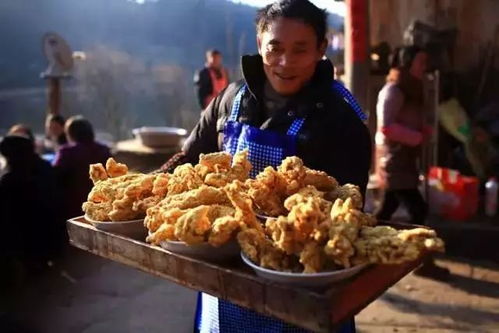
[369, 0, 499, 71]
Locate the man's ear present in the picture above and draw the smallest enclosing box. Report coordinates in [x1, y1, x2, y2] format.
[318, 39, 328, 60]
[257, 35, 262, 55]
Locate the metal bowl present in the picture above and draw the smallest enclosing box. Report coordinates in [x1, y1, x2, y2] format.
[159, 239, 240, 262]
[84, 215, 147, 240]
[132, 126, 187, 148]
[241, 252, 368, 289]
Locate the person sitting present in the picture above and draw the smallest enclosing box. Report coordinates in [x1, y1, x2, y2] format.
[0, 134, 63, 274]
[45, 114, 68, 152]
[53, 116, 111, 219]
[7, 123, 35, 143]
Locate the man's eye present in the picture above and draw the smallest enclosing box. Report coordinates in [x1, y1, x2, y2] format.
[267, 46, 281, 53]
[293, 49, 307, 54]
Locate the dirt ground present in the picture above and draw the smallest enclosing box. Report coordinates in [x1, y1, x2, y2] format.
[1, 247, 498, 333]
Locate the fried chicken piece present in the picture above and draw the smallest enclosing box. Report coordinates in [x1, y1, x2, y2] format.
[287, 197, 325, 242]
[265, 216, 305, 255]
[199, 152, 232, 172]
[159, 185, 230, 211]
[352, 226, 445, 265]
[300, 241, 327, 273]
[237, 229, 292, 271]
[82, 201, 113, 221]
[324, 225, 357, 267]
[202, 150, 252, 187]
[247, 166, 288, 216]
[231, 150, 252, 181]
[146, 223, 176, 245]
[328, 184, 363, 209]
[109, 196, 141, 221]
[174, 205, 213, 245]
[323, 198, 373, 267]
[145, 207, 187, 232]
[152, 173, 170, 197]
[277, 156, 307, 195]
[168, 163, 204, 195]
[208, 216, 241, 247]
[303, 168, 339, 192]
[106, 158, 128, 178]
[89, 163, 108, 184]
[330, 198, 376, 228]
[133, 195, 161, 213]
[284, 186, 332, 217]
[224, 180, 263, 232]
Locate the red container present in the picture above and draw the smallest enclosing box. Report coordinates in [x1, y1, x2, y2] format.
[428, 167, 479, 221]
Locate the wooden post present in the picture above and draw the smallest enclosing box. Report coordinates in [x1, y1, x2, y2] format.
[345, 0, 370, 114]
[47, 77, 61, 115]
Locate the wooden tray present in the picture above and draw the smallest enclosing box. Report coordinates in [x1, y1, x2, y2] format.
[67, 217, 426, 332]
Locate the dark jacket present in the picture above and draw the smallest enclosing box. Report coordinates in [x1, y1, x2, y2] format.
[194, 67, 229, 109]
[0, 137, 62, 259]
[181, 55, 372, 193]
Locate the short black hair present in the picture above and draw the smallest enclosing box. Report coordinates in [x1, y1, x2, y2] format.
[206, 49, 221, 57]
[65, 115, 95, 143]
[7, 123, 35, 143]
[47, 113, 66, 126]
[391, 45, 425, 69]
[256, 0, 328, 45]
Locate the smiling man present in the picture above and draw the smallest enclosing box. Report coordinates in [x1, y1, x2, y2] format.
[161, 1, 371, 332]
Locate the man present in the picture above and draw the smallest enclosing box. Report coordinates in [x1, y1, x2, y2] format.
[53, 116, 111, 219]
[194, 49, 229, 110]
[163, 1, 371, 331]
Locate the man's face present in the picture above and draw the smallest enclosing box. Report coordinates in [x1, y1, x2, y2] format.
[207, 54, 222, 68]
[257, 18, 326, 96]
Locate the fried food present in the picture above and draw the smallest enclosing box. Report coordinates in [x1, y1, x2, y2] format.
[328, 184, 363, 209]
[237, 228, 293, 271]
[224, 180, 263, 232]
[202, 151, 252, 187]
[247, 166, 288, 216]
[83, 160, 167, 221]
[106, 158, 128, 178]
[208, 216, 241, 247]
[277, 156, 307, 195]
[303, 168, 338, 192]
[174, 205, 213, 245]
[89, 163, 108, 184]
[352, 226, 445, 265]
[168, 163, 204, 195]
[300, 241, 327, 273]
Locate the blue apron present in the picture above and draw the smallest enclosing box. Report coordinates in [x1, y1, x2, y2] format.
[195, 83, 363, 333]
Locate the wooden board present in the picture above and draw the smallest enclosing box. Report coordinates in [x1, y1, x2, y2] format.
[67, 217, 424, 332]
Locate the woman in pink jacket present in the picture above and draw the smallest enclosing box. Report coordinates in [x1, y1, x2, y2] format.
[374, 46, 449, 279]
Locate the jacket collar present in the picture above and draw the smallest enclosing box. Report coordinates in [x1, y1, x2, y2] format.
[240, 54, 336, 107]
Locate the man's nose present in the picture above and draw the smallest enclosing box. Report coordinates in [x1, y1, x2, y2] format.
[277, 52, 295, 67]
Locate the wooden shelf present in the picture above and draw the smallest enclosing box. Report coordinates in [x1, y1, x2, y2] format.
[67, 217, 425, 332]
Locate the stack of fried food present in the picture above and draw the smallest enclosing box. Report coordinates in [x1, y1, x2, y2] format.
[82, 158, 169, 221]
[238, 157, 445, 274]
[145, 151, 258, 247]
[83, 154, 444, 272]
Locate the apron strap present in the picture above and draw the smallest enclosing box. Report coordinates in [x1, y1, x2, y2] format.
[286, 118, 306, 136]
[228, 85, 246, 122]
[332, 80, 367, 121]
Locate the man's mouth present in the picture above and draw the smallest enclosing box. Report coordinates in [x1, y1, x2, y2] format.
[274, 72, 298, 81]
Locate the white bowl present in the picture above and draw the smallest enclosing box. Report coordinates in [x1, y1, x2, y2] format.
[132, 126, 187, 148]
[84, 215, 147, 239]
[241, 252, 368, 289]
[159, 239, 239, 262]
